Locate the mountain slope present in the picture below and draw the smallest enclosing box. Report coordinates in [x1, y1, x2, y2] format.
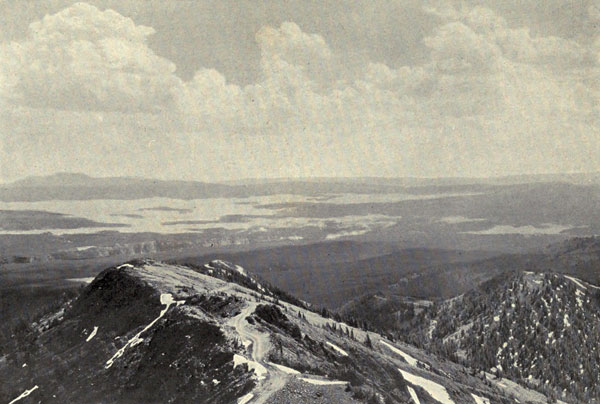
[0, 259, 553, 404]
[414, 272, 600, 403]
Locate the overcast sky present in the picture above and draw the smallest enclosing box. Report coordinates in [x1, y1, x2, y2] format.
[0, 0, 598, 183]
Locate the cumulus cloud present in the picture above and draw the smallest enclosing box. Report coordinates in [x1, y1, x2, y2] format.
[174, 68, 243, 131]
[256, 21, 331, 65]
[424, 21, 504, 73]
[1, 3, 598, 182]
[2, 2, 179, 112]
[427, 4, 593, 68]
[174, 21, 394, 134]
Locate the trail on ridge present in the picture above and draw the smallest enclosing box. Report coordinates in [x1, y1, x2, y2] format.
[228, 300, 288, 404]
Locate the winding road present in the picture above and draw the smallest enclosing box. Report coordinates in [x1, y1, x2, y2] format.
[229, 302, 289, 404]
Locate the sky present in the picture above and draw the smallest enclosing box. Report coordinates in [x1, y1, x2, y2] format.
[0, 0, 598, 183]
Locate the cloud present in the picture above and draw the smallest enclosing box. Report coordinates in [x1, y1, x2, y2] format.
[424, 21, 504, 73]
[174, 68, 244, 132]
[1, 3, 598, 182]
[174, 21, 394, 134]
[427, 4, 593, 69]
[256, 21, 332, 64]
[2, 2, 180, 112]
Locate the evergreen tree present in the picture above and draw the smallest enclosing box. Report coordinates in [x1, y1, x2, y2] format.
[365, 333, 373, 348]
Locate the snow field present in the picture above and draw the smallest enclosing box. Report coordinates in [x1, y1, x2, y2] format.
[380, 340, 419, 366]
[399, 369, 455, 404]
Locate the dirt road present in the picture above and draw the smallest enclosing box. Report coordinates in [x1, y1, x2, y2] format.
[229, 301, 289, 404]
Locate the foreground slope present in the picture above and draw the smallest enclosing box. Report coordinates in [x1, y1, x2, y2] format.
[1, 260, 560, 403]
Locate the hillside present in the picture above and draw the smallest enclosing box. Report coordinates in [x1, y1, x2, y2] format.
[0, 259, 556, 404]
[180, 247, 496, 308]
[406, 272, 600, 403]
[201, 237, 600, 308]
[339, 237, 600, 316]
[542, 236, 600, 283]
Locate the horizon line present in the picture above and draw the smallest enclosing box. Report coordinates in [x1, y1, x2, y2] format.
[2, 170, 600, 187]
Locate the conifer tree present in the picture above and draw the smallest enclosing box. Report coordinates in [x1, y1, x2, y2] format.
[365, 333, 373, 348]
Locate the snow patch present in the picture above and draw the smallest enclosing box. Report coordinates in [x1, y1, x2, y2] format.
[300, 378, 347, 386]
[407, 385, 421, 404]
[233, 354, 267, 380]
[238, 393, 254, 404]
[269, 362, 300, 374]
[212, 379, 220, 385]
[234, 265, 247, 276]
[565, 275, 587, 290]
[472, 393, 491, 404]
[117, 263, 134, 269]
[66, 277, 95, 284]
[576, 292, 584, 307]
[399, 369, 455, 404]
[8, 386, 39, 404]
[105, 293, 182, 369]
[427, 320, 438, 339]
[563, 313, 571, 327]
[325, 341, 348, 356]
[380, 340, 418, 366]
[86, 326, 98, 342]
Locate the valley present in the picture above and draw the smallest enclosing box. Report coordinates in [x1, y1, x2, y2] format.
[1, 174, 600, 403]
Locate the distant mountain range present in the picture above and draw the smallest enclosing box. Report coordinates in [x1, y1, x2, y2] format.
[0, 172, 410, 202]
[2, 171, 600, 201]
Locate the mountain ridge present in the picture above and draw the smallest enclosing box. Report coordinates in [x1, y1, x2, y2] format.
[6, 171, 600, 188]
[405, 272, 600, 403]
[2, 172, 600, 202]
[0, 259, 560, 403]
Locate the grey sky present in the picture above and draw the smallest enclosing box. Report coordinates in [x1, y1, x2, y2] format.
[0, 1, 598, 182]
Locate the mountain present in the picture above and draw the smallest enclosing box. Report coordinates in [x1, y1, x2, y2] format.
[0, 173, 412, 202]
[5, 173, 102, 188]
[401, 271, 600, 403]
[0, 259, 555, 404]
[235, 248, 497, 308]
[0, 173, 235, 202]
[0, 210, 127, 231]
[11, 171, 599, 189]
[542, 236, 600, 283]
[4, 172, 600, 202]
[339, 237, 600, 314]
